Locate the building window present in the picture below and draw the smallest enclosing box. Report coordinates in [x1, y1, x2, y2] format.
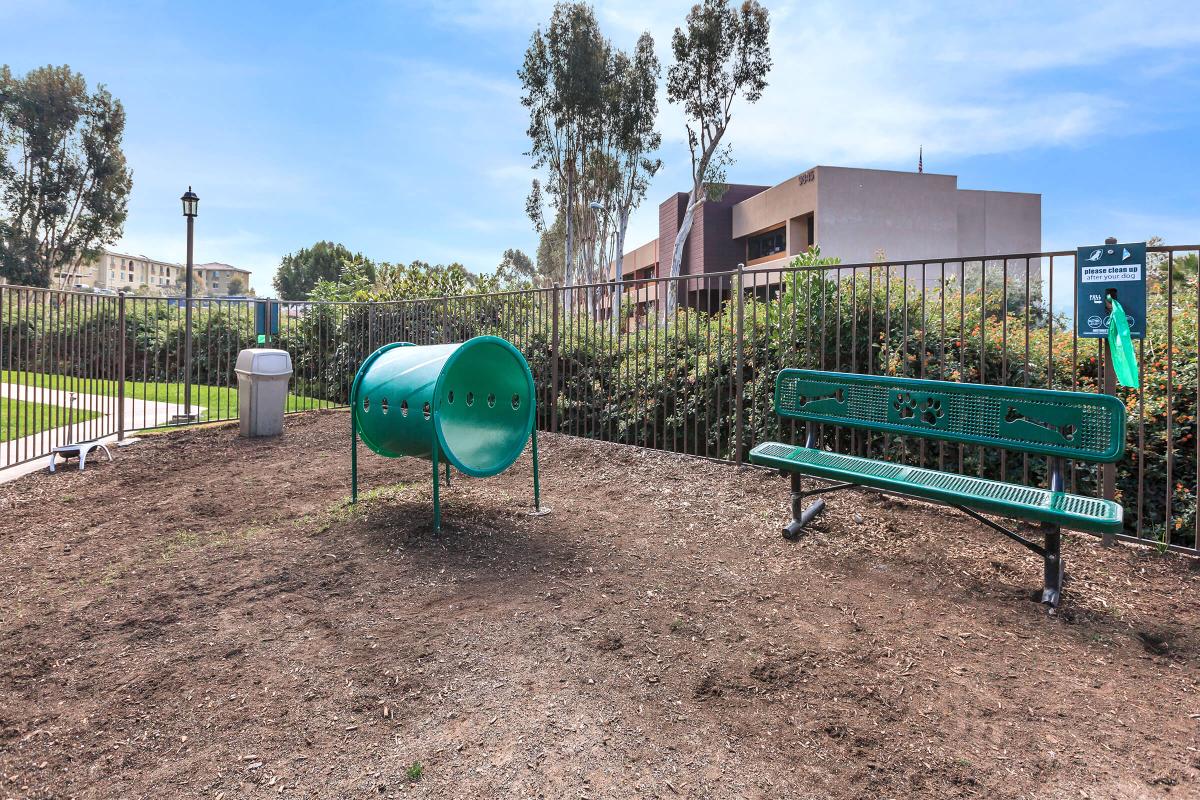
[747, 227, 786, 262]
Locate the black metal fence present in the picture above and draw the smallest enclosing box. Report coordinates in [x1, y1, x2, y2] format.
[2, 243, 1197, 554]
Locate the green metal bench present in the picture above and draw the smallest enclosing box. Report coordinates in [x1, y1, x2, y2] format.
[749, 370, 1127, 608]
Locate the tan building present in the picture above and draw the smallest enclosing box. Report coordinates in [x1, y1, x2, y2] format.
[728, 166, 1040, 269]
[612, 165, 1040, 314]
[56, 250, 182, 294]
[193, 262, 253, 296]
[57, 251, 252, 297]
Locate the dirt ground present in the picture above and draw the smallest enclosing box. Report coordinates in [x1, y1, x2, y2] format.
[1, 410, 1198, 800]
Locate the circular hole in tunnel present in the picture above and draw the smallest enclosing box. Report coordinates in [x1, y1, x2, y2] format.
[423, 402, 432, 420]
[448, 390, 454, 404]
[400, 400, 409, 417]
[466, 392, 474, 406]
[381, 397, 389, 414]
[362, 396, 369, 412]
[487, 393, 496, 408]
[511, 394, 520, 410]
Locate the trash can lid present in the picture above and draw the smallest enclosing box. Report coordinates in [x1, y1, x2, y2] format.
[235, 348, 293, 376]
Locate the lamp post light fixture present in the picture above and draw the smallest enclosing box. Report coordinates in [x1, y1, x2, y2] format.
[588, 201, 622, 330]
[181, 186, 199, 217]
[178, 186, 199, 424]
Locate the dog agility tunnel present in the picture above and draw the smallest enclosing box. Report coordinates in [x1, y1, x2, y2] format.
[349, 335, 541, 529]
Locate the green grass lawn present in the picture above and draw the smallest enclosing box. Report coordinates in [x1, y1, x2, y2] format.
[1, 370, 336, 426]
[1, 398, 103, 442]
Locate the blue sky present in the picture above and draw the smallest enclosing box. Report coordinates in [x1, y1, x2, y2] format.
[2, 0, 1198, 295]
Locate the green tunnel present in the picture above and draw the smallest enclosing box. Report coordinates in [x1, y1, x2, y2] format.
[350, 335, 536, 478]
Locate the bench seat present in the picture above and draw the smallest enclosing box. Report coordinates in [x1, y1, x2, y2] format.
[750, 441, 1123, 535]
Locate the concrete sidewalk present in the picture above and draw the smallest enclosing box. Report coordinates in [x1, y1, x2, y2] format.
[0, 382, 206, 480]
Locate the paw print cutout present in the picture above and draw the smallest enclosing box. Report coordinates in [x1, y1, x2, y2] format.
[893, 392, 918, 420]
[919, 397, 944, 426]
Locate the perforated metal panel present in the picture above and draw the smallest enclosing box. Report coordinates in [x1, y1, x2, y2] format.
[774, 370, 1125, 462]
[748, 441, 1124, 534]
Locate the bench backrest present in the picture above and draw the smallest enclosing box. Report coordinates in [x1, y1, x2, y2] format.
[775, 369, 1126, 463]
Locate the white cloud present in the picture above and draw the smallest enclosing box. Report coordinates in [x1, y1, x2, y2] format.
[485, 163, 535, 183]
[476, 0, 1200, 261]
[1096, 212, 1200, 250]
[385, 58, 522, 107]
[437, 0, 1199, 167]
[50, 0, 1198, 290]
[421, 0, 551, 33]
[716, 1, 1198, 166]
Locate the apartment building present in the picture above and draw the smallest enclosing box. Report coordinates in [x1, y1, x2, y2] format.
[56, 251, 252, 297]
[55, 250, 182, 293]
[612, 165, 1040, 314]
[193, 262, 252, 296]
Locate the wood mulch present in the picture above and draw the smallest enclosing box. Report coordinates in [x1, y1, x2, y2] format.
[1, 409, 1198, 798]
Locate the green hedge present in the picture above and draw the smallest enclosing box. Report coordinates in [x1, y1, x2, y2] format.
[3, 257, 1195, 546]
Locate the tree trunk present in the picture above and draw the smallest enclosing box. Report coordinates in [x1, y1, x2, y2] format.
[564, 168, 575, 299]
[666, 188, 700, 321]
[613, 214, 628, 333]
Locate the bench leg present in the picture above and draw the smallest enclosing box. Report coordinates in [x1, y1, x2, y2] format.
[782, 472, 826, 541]
[1042, 524, 1064, 608]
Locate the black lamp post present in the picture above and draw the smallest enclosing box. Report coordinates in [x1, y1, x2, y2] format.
[181, 187, 199, 423]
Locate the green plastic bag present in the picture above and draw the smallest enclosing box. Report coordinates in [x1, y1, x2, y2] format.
[1107, 299, 1139, 388]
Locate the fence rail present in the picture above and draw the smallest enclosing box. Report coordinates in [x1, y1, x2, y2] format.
[2, 244, 1198, 554]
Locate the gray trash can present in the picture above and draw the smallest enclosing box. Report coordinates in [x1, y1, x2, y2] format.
[235, 348, 293, 437]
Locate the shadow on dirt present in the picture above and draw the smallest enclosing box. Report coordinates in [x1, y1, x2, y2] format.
[341, 492, 580, 588]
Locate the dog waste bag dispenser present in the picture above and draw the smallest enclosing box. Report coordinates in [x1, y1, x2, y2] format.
[1076, 241, 1145, 389]
[349, 335, 541, 530]
[1076, 241, 1146, 340]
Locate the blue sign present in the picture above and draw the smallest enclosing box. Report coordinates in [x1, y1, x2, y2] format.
[255, 300, 280, 337]
[1076, 242, 1146, 340]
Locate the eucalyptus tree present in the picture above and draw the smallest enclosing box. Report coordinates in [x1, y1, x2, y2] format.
[519, 2, 610, 291]
[535, 211, 567, 287]
[592, 32, 662, 324]
[494, 247, 547, 289]
[521, 2, 662, 320]
[664, 0, 772, 319]
[0, 64, 132, 288]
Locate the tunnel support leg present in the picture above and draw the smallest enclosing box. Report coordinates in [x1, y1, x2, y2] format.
[351, 409, 359, 504]
[531, 424, 541, 512]
[431, 440, 441, 533]
[445, 460, 451, 487]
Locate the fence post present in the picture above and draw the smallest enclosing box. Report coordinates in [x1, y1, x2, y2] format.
[550, 283, 560, 434]
[1099, 235, 1120, 546]
[368, 301, 375, 351]
[734, 264, 746, 466]
[117, 291, 126, 441]
[1100, 341, 1119, 546]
